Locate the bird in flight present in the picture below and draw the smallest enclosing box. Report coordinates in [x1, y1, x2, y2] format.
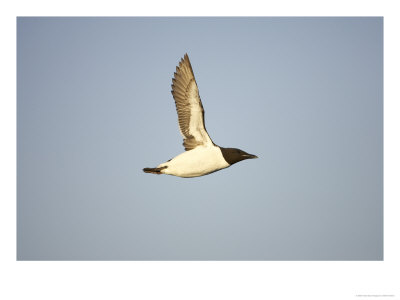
[143, 54, 257, 178]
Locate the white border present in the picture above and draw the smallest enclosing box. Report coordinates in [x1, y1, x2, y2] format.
[1, 1, 398, 299]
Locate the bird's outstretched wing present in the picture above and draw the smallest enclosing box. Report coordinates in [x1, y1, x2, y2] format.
[171, 54, 214, 151]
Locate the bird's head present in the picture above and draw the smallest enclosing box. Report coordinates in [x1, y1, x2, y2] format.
[220, 147, 258, 165]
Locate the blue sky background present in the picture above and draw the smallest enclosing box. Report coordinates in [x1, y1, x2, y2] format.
[17, 17, 383, 260]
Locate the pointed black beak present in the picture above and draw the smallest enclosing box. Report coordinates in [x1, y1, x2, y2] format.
[244, 153, 258, 159]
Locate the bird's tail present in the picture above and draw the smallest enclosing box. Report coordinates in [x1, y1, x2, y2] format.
[143, 166, 167, 175]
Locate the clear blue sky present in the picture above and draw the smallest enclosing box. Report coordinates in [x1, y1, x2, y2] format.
[17, 17, 383, 260]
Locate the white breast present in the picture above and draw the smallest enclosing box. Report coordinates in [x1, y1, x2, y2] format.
[159, 146, 229, 178]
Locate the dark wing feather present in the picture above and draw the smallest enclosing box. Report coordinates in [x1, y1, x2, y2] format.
[171, 54, 214, 151]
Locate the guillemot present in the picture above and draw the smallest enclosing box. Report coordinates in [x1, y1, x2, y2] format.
[143, 54, 257, 178]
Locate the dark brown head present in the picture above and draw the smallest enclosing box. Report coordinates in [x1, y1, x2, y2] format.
[220, 147, 258, 165]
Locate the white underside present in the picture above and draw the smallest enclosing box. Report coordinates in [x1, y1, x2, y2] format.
[158, 146, 230, 178]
